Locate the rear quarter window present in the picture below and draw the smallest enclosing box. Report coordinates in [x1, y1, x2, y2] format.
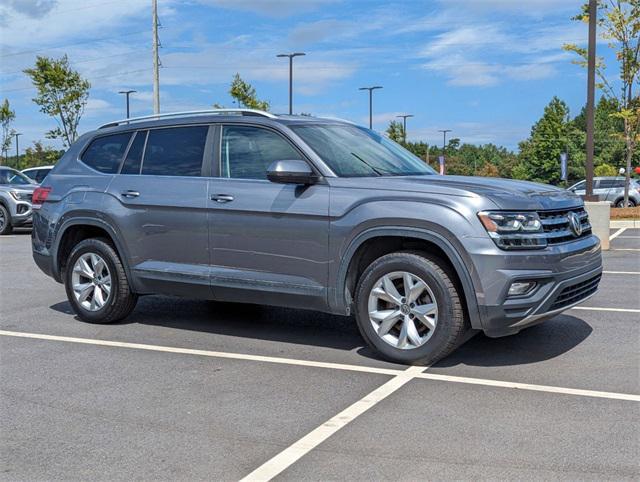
[81, 133, 132, 173]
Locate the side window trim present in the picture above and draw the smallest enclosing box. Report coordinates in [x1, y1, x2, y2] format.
[117, 131, 138, 174]
[218, 123, 310, 181]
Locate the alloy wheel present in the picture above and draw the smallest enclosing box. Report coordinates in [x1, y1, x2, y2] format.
[367, 271, 438, 350]
[71, 252, 112, 311]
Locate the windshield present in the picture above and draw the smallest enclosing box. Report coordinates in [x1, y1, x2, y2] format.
[0, 168, 34, 185]
[290, 124, 436, 177]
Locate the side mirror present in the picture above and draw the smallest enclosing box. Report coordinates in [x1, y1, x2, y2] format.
[267, 160, 318, 185]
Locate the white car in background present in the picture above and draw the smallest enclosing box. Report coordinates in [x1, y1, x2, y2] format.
[22, 165, 54, 184]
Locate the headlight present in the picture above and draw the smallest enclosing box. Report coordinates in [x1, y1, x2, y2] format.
[9, 190, 33, 202]
[478, 211, 546, 250]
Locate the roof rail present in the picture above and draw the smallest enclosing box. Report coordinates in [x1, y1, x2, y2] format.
[99, 109, 277, 129]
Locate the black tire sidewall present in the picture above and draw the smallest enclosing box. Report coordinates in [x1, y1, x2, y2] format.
[0, 204, 12, 235]
[355, 253, 459, 364]
[64, 239, 122, 323]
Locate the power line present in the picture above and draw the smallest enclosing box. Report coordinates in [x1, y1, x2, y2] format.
[0, 30, 147, 58]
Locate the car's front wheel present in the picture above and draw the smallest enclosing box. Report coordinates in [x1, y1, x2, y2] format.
[64, 238, 138, 323]
[354, 252, 467, 365]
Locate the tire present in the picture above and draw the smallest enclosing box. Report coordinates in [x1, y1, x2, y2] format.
[64, 238, 138, 323]
[354, 251, 466, 365]
[615, 198, 636, 208]
[0, 204, 12, 235]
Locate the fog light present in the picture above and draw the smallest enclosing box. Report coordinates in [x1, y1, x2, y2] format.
[508, 281, 536, 297]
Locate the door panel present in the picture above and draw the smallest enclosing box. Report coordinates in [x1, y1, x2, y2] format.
[208, 124, 330, 309]
[104, 126, 212, 297]
[207, 178, 329, 308]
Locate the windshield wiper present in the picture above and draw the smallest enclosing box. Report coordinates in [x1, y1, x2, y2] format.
[350, 152, 388, 176]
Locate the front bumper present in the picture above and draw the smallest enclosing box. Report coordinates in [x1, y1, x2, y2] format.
[471, 234, 602, 337]
[10, 201, 33, 226]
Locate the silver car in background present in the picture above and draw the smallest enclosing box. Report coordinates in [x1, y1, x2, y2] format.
[569, 176, 640, 207]
[0, 166, 37, 235]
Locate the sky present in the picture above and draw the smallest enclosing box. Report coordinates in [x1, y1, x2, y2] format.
[0, 0, 611, 152]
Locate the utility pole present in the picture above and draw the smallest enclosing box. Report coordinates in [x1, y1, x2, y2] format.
[14, 132, 21, 170]
[276, 52, 305, 115]
[152, 0, 160, 114]
[396, 114, 414, 143]
[118, 90, 136, 118]
[438, 129, 451, 175]
[585, 0, 597, 200]
[359, 86, 383, 129]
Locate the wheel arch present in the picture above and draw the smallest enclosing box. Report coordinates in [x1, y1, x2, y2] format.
[52, 217, 132, 284]
[334, 227, 483, 330]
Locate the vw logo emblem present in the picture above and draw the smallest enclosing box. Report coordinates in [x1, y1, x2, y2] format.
[568, 211, 583, 237]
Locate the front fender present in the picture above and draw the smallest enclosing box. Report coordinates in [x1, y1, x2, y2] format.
[331, 225, 483, 330]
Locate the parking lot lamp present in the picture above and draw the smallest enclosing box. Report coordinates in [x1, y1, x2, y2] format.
[277, 52, 306, 115]
[359, 86, 383, 129]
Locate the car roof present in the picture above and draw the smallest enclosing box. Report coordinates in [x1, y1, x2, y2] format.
[96, 109, 354, 136]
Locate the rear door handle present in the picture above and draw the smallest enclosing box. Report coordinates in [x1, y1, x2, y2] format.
[121, 190, 140, 198]
[211, 194, 234, 203]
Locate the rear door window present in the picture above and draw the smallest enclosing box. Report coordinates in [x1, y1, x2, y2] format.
[141, 126, 208, 177]
[82, 133, 132, 173]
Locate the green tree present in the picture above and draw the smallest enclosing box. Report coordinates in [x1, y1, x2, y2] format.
[386, 120, 405, 143]
[564, 0, 640, 204]
[24, 55, 90, 148]
[229, 73, 269, 111]
[517, 97, 585, 185]
[22, 141, 64, 169]
[1, 99, 16, 165]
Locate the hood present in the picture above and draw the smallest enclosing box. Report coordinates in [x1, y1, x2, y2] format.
[335, 175, 582, 210]
[0, 183, 38, 191]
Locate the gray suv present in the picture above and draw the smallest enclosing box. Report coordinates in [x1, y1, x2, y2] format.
[0, 166, 37, 235]
[31, 110, 602, 364]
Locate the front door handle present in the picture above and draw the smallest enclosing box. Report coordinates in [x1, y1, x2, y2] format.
[211, 194, 234, 203]
[121, 190, 140, 198]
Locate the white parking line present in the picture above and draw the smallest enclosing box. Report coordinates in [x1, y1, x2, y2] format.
[417, 373, 640, 402]
[2, 329, 638, 403]
[241, 365, 426, 482]
[0, 330, 401, 377]
[610, 248, 640, 251]
[603, 271, 640, 275]
[609, 228, 627, 240]
[571, 306, 640, 313]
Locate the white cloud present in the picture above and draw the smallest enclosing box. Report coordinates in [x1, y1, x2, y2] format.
[198, 0, 338, 18]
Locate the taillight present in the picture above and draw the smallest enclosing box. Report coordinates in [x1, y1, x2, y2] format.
[32, 187, 51, 208]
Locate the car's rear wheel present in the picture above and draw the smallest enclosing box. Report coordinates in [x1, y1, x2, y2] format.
[0, 204, 12, 235]
[354, 251, 466, 365]
[64, 238, 137, 323]
[615, 198, 637, 208]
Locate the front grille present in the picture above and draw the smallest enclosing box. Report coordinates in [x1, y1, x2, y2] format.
[549, 273, 601, 311]
[538, 207, 592, 245]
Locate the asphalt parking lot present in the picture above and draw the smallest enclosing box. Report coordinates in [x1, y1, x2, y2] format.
[1, 229, 639, 480]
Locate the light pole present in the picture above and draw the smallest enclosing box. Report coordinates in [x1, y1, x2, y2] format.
[438, 129, 451, 175]
[118, 90, 136, 118]
[585, 0, 597, 200]
[14, 132, 22, 170]
[276, 52, 305, 115]
[359, 86, 383, 129]
[396, 114, 414, 143]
